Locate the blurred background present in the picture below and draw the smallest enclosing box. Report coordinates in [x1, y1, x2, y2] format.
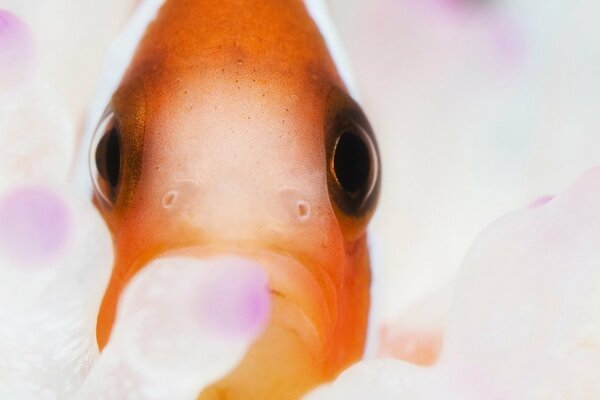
[327, 0, 600, 322]
[2, 0, 600, 326]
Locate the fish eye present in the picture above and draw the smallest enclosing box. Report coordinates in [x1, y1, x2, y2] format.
[325, 88, 381, 224]
[90, 110, 122, 207]
[329, 121, 380, 215]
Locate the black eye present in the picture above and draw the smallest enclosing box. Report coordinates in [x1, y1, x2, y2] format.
[90, 111, 122, 206]
[326, 113, 380, 218]
[333, 131, 372, 194]
[325, 88, 380, 238]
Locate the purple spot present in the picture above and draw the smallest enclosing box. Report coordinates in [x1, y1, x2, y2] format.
[0, 10, 35, 92]
[197, 258, 271, 339]
[0, 186, 72, 267]
[526, 195, 554, 209]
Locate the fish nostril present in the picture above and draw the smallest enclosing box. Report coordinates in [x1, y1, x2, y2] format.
[279, 187, 312, 224]
[296, 200, 311, 222]
[162, 190, 179, 209]
[161, 180, 202, 214]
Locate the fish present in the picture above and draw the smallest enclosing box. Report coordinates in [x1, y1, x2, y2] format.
[89, 0, 381, 398]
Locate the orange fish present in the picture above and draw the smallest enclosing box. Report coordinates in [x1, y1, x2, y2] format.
[90, 0, 380, 398]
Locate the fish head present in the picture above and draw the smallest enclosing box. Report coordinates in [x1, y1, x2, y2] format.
[91, 1, 380, 398]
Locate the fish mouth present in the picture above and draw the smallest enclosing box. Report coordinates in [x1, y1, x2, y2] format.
[150, 245, 338, 357]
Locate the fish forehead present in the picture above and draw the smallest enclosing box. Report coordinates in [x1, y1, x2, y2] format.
[124, 0, 343, 85]
[140, 66, 327, 176]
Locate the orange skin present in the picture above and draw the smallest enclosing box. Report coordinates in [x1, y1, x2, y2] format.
[92, 0, 380, 399]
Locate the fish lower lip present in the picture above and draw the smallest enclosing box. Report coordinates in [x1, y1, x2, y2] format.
[269, 288, 323, 355]
[263, 253, 336, 351]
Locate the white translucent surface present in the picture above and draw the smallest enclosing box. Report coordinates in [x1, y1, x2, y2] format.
[75, 257, 270, 400]
[445, 167, 600, 397]
[305, 358, 483, 400]
[0, 184, 113, 399]
[0, 84, 75, 192]
[0, 0, 138, 125]
[0, 10, 36, 94]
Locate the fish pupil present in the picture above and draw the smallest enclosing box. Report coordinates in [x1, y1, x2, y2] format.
[333, 131, 371, 194]
[96, 125, 121, 190]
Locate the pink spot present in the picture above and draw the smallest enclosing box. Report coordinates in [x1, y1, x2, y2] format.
[197, 258, 271, 339]
[0, 186, 71, 267]
[484, 13, 526, 70]
[426, 0, 466, 15]
[0, 10, 36, 92]
[405, 0, 472, 21]
[526, 195, 554, 209]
